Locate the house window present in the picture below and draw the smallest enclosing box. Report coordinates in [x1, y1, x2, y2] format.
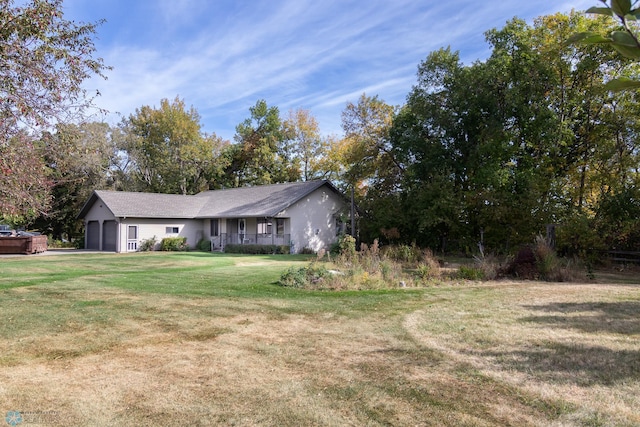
[335, 217, 343, 236]
[166, 226, 179, 234]
[257, 218, 272, 235]
[276, 218, 285, 235]
[210, 219, 219, 237]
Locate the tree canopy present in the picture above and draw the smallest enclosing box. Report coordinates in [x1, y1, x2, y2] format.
[0, 0, 109, 221]
[6, 4, 639, 257]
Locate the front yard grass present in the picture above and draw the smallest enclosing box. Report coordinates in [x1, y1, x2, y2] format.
[0, 252, 638, 426]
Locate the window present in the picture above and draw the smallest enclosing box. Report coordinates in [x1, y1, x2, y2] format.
[210, 219, 219, 237]
[127, 225, 138, 240]
[165, 226, 179, 234]
[257, 218, 272, 235]
[276, 218, 285, 235]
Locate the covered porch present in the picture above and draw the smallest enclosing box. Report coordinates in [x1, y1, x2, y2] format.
[208, 217, 291, 251]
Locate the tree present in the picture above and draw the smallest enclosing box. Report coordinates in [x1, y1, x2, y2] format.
[0, 0, 109, 219]
[386, 13, 637, 253]
[224, 100, 293, 186]
[33, 122, 117, 239]
[569, 0, 640, 90]
[340, 94, 399, 186]
[282, 108, 328, 181]
[123, 97, 218, 195]
[0, 132, 49, 223]
[338, 94, 402, 243]
[198, 132, 232, 190]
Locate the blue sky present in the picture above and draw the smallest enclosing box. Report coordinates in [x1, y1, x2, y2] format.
[64, 0, 596, 141]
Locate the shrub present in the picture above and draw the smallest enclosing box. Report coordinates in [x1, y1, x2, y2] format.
[338, 234, 356, 262]
[279, 264, 330, 288]
[47, 237, 76, 249]
[196, 238, 211, 252]
[500, 236, 579, 282]
[457, 265, 485, 280]
[418, 249, 441, 279]
[224, 244, 290, 254]
[502, 246, 538, 279]
[73, 238, 84, 249]
[380, 243, 422, 265]
[473, 254, 500, 280]
[533, 235, 560, 280]
[358, 239, 381, 273]
[160, 236, 188, 251]
[139, 236, 158, 252]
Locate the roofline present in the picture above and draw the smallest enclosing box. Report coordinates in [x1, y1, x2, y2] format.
[77, 191, 100, 219]
[257, 180, 341, 218]
[78, 180, 347, 220]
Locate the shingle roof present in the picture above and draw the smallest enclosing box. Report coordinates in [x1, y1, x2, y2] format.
[86, 191, 207, 218]
[78, 180, 340, 219]
[193, 180, 331, 218]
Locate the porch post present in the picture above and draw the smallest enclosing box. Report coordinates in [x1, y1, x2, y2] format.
[350, 186, 355, 237]
[99, 219, 104, 251]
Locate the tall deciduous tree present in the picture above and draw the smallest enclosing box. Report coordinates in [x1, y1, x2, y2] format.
[340, 94, 399, 186]
[124, 97, 217, 195]
[282, 108, 328, 181]
[388, 13, 638, 253]
[34, 122, 117, 239]
[224, 99, 293, 186]
[0, 0, 109, 219]
[337, 94, 402, 243]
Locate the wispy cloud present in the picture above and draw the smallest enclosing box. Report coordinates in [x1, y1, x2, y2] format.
[70, 0, 600, 140]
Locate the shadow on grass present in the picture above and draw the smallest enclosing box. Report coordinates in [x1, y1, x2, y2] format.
[480, 301, 640, 386]
[521, 301, 640, 335]
[480, 343, 640, 386]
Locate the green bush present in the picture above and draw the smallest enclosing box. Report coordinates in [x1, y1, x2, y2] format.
[224, 244, 290, 254]
[338, 234, 356, 262]
[457, 265, 484, 280]
[196, 238, 211, 252]
[160, 236, 188, 251]
[279, 264, 330, 288]
[380, 243, 422, 264]
[47, 237, 75, 249]
[139, 236, 158, 252]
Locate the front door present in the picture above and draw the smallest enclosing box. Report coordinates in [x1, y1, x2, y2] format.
[238, 218, 246, 243]
[127, 225, 138, 251]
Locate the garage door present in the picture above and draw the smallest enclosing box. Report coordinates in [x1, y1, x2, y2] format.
[103, 220, 117, 252]
[86, 221, 100, 250]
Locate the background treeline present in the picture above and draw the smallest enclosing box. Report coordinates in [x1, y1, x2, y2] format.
[5, 11, 640, 257]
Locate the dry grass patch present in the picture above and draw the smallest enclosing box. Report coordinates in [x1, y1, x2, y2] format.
[0, 253, 638, 425]
[404, 282, 640, 426]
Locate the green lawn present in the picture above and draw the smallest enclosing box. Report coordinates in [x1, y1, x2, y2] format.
[0, 252, 638, 426]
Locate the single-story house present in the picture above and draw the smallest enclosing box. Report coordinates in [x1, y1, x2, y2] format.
[77, 180, 349, 254]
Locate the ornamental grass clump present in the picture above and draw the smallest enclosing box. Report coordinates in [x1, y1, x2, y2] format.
[415, 249, 441, 281]
[500, 235, 581, 282]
